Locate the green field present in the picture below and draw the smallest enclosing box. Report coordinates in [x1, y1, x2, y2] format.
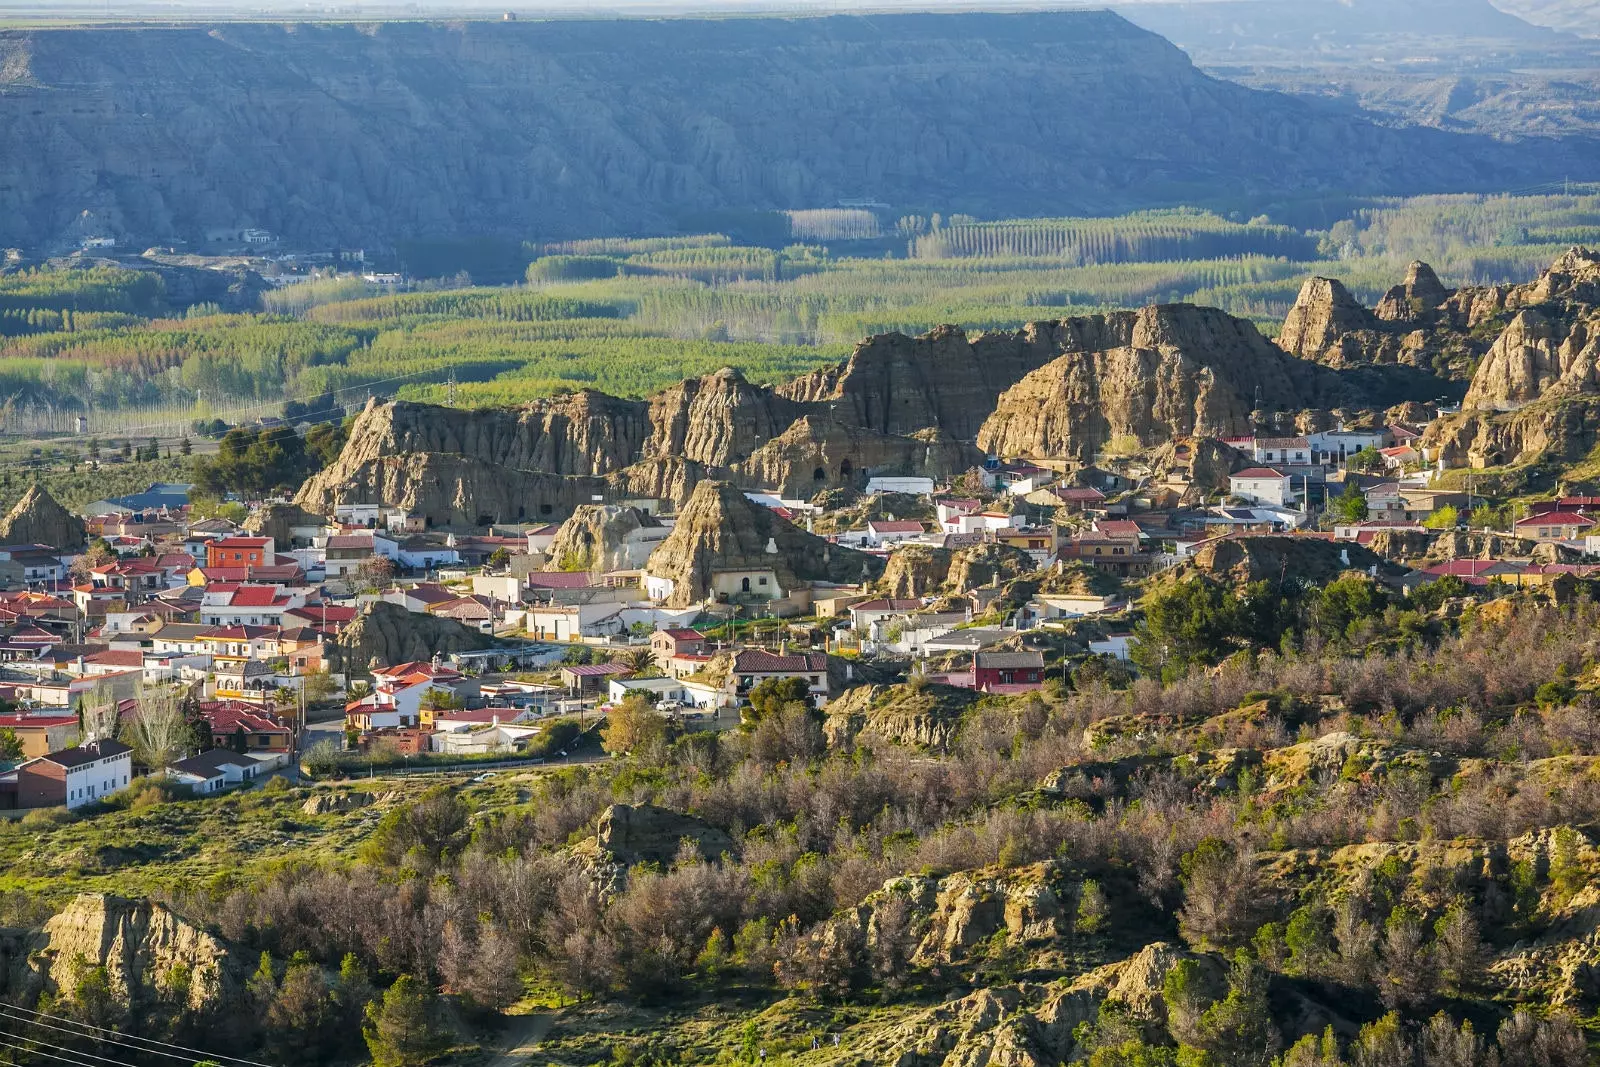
[2, 191, 1599, 428]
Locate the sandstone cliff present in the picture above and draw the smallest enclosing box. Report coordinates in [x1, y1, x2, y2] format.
[976, 304, 1334, 460]
[821, 682, 980, 752]
[325, 600, 491, 675]
[643, 480, 882, 608]
[17, 894, 242, 1015]
[1186, 536, 1394, 585]
[0, 484, 85, 550]
[594, 803, 734, 865]
[543, 505, 662, 574]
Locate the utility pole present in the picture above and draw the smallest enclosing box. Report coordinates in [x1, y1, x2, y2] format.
[447, 368, 457, 407]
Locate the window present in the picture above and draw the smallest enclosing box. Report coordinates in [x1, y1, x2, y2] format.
[758, 577, 768, 587]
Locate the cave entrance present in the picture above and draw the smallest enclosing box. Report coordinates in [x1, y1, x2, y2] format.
[839, 459, 853, 480]
[813, 467, 826, 482]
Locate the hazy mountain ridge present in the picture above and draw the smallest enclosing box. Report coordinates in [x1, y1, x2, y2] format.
[1, 11, 1598, 251]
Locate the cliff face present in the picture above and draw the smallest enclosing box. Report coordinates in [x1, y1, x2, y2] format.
[3, 13, 1591, 252]
[326, 600, 491, 675]
[18, 894, 241, 1015]
[643, 480, 882, 608]
[543, 505, 660, 574]
[0, 484, 85, 550]
[1419, 249, 1600, 466]
[304, 304, 1444, 527]
[975, 304, 1331, 460]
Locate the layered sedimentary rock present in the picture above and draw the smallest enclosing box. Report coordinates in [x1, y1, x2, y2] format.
[976, 304, 1331, 460]
[16, 894, 241, 1015]
[304, 297, 1458, 528]
[1420, 249, 1600, 466]
[0, 484, 86, 550]
[542, 505, 662, 574]
[642, 480, 882, 608]
[324, 601, 491, 675]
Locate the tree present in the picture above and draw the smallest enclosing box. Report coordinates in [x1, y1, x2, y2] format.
[1178, 838, 1270, 951]
[79, 682, 120, 743]
[1350, 446, 1385, 473]
[301, 667, 338, 706]
[0, 727, 22, 763]
[601, 696, 676, 757]
[363, 974, 446, 1067]
[1077, 879, 1110, 937]
[122, 685, 193, 769]
[179, 435, 193, 456]
[1188, 955, 1281, 1067]
[746, 675, 811, 718]
[1433, 904, 1482, 996]
[485, 547, 512, 572]
[1422, 505, 1460, 531]
[1332, 479, 1369, 523]
[358, 555, 395, 590]
[611, 647, 657, 676]
[87, 438, 101, 461]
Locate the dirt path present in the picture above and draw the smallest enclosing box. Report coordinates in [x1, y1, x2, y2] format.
[485, 1009, 553, 1067]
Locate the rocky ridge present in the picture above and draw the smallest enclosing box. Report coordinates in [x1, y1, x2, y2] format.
[642, 480, 882, 608]
[3, 13, 1591, 251]
[323, 600, 491, 676]
[0, 484, 85, 551]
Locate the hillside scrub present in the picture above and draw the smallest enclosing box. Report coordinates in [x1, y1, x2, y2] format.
[15, 592, 1567, 1064]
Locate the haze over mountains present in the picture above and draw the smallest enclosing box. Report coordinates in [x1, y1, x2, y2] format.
[2, 9, 1598, 254]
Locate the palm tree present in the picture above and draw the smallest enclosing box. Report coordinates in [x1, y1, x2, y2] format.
[612, 647, 656, 675]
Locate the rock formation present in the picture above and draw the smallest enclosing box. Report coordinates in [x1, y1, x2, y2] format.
[947, 542, 1041, 593]
[543, 505, 662, 574]
[594, 802, 734, 865]
[323, 600, 491, 676]
[878, 545, 955, 600]
[822, 682, 980, 752]
[0, 484, 86, 550]
[243, 502, 323, 546]
[1279, 276, 1392, 366]
[16, 894, 241, 1015]
[1376, 260, 1453, 322]
[643, 481, 882, 608]
[1187, 536, 1393, 585]
[976, 304, 1336, 460]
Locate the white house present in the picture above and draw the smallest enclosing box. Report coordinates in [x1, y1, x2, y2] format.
[1229, 468, 1294, 507]
[1023, 593, 1122, 625]
[1307, 429, 1386, 466]
[866, 520, 926, 546]
[26, 739, 134, 810]
[1089, 634, 1134, 661]
[607, 676, 722, 710]
[865, 476, 935, 496]
[1251, 437, 1311, 466]
[167, 749, 266, 794]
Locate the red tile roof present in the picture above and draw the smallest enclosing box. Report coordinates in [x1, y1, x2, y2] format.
[210, 537, 271, 549]
[228, 586, 286, 607]
[523, 572, 595, 590]
[867, 520, 925, 534]
[1231, 467, 1288, 479]
[84, 650, 144, 668]
[731, 649, 827, 673]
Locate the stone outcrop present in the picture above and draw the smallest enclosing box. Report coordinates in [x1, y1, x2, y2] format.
[0, 484, 85, 550]
[1462, 304, 1600, 410]
[594, 802, 734, 865]
[975, 305, 1338, 461]
[1187, 535, 1392, 585]
[947, 542, 1039, 593]
[243, 502, 323, 546]
[301, 789, 380, 815]
[324, 600, 491, 676]
[1279, 276, 1391, 365]
[822, 682, 980, 752]
[1423, 395, 1600, 470]
[543, 505, 661, 574]
[878, 545, 955, 600]
[16, 894, 241, 1014]
[643, 480, 882, 608]
[1376, 260, 1452, 322]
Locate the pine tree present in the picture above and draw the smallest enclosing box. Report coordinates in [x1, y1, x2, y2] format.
[364, 974, 446, 1067]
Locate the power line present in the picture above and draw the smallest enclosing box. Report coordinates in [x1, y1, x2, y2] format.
[0, 1004, 274, 1067]
[0, 1010, 216, 1067]
[0, 1035, 124, 1067]
[0, 1028, 145, 1067]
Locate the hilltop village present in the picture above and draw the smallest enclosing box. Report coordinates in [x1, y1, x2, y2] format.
[0, 249, 1596, 807]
